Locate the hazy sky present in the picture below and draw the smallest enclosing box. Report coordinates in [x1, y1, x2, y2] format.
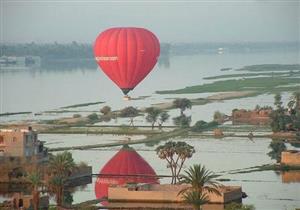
[1, 0, 299, 43]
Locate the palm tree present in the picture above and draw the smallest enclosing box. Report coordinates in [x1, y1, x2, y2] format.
[27, 171, 42, 210]
[49, 151, 75, 177]
[178, 164, 221, 209]
[48, 175, 64, 209]
[293, 91, 300, 110]
[182, 190, 209, 210]
[48, 151, 75, 209]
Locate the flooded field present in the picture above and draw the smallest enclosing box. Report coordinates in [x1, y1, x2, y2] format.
[1, 50, 300, 210]
[41, 134, 299, 210]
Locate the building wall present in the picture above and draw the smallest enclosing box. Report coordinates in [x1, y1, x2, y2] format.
[108, 184, 242, 204]
[281, 151, 300, 166]
[232, 109, 271, 125]
[0, 129, 38, 157]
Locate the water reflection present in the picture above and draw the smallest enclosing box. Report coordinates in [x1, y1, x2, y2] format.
[281, 171, 300, 183]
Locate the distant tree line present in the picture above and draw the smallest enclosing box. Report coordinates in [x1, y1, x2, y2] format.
[0, 42, 170, 60]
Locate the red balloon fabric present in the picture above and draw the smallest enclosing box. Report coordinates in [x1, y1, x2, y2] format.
[95, 145, 159, 199]
[94, 27, 160, 95]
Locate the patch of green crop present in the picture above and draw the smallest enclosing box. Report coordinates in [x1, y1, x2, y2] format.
[157, 77, 300, 94]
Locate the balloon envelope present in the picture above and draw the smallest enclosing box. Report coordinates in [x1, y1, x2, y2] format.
[94, 27, 160, 95]
[95, 145, 159, 199]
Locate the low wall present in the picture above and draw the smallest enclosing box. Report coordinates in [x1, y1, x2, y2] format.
[108, 184, 242, 204]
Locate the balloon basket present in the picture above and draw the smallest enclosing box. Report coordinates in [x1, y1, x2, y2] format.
[123, 95, 131, 101]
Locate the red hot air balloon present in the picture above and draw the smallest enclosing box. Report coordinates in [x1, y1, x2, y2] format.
[94, 27, 160, 97]
[95, 145, 159, 200]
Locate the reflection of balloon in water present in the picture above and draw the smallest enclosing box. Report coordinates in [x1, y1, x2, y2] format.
[95, 145, 159, 200]
[94, 27, 160, 96]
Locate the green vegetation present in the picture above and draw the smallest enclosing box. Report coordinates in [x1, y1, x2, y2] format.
[87, 113, 99, 121]
[181, 190, 208, 210]
[204, 71, 300, 80]
[48, 151, 76, 208]
[26, 171, 42, 210]
[158, 111, 170, 128]
[267, 141, 287, 162]
[213, 111, 226, 123]
[0, 111, 32, 116]
[157, 77, 300, 94]
[173, 98, 192, 115]
[145, 107, 162, 130]
[73, 114, 81, 118]
[178, 164, 221, 210]
[41, 126, 163, 135]
[119, 106, 139, 118]
[119, 106, 139, 126]
[270, 92, 300, 132]
[173, 115, 192, 128]
[61, 101, 104, 109]
[100, 105, 111, 115]
[156, 141, 195, 184]
[191, 120, 219, 132]
[226, 163, 300, 174]
[225, 203, 255, 210]
[141, 108, 170, 129]
[236, 64, 300, 72]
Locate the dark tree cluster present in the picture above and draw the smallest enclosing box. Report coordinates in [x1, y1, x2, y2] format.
[270, 92, 300, 132]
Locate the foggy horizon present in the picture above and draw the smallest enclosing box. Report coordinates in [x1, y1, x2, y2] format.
[1, 0, 299, 44]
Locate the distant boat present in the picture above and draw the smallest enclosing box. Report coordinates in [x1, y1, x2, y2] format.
[217, 48, 224, 54]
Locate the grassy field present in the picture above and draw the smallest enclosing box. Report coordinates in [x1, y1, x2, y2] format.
[203, 71, 300, 80]
[236, 64, 300, 72]
[156, 77, 300, 94]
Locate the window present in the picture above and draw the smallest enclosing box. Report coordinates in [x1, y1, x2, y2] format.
[13, 137, 17, 142]
[0, 136, 3, 144]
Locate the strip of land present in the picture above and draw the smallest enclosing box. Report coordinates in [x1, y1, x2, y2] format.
[60, 101, 104, 109]
[156, 77, 300, 94]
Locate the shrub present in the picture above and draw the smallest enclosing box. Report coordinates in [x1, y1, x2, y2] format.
[87, 113, 99, 121]
[73, 114, 81, 118]
[100, 106, 111, 115]
[191, 120, 218, 132]
[173, 115, 191, 128]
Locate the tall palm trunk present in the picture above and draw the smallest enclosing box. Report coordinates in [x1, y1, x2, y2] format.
[32, 188, 39, 210]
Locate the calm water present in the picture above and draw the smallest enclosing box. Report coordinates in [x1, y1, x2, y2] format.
[1, 50, 300, 209]
[1, 50, 299, 115]
[39, 134, 300, 210]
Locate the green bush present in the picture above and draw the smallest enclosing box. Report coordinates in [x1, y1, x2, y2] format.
[100, 106, 111, 115]
[191, 120, 218, 132]
[73, 114, 81, 118]
[87, 113, 99, 121]
[225, 202, 255, 210]
[173, 115, 191, 128]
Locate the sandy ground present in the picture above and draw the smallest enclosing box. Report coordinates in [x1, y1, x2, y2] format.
[152, 91, 256, 110]
[206, 91, 255, 100]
